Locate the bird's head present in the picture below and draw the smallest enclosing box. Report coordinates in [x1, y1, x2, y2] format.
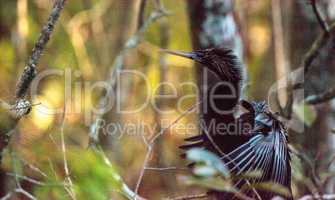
[161, 47, 242, 82]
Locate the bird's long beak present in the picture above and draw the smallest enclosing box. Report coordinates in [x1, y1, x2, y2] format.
[160, 49, 197, 60]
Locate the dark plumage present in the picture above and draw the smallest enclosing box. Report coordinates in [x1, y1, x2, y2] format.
[164, 48, 292, 200]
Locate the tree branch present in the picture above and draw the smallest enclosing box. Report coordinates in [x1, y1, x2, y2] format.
[311, 0, 330, 34]
[15, 0, 67, 99]
[168, 193, 208, 200]
[89, 1, 169, 149]
[137, 0, 148, 30]
[134, 102, 200, 198]
[285, 23, 335, 118]
[60, 105, 76, 200]
[87, 2, 169, 200]
[0, 0, 66, 164]
[305, 87, 335, 105]
[302, 23, 335, 75]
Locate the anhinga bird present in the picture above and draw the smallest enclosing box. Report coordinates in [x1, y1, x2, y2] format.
[163, 48, 292, 200]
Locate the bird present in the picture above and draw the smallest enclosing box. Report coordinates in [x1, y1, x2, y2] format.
[163, 48, 292, 200]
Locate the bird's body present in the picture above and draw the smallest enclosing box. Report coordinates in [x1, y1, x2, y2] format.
[164, 48, 292, 200]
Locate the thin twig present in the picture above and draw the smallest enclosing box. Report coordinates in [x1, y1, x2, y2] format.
[169, 192, 253, 200]
[153, 0, 165, 11]
[305, 87, 335, 105]
[134, 102, 200, 198]
[86, 3, 168, 200]
[168, 193, 208, 200]
[60, 105, 77, 200]
[150, 103, 200, 144]
[15, 188, 37, 200]
[302, 23, 335, 75]
[8, 152, 38, 200]
[6, 173, 45, 186]
[154, 8, 171, 187]
[145, 167, 188, 171]
[290, 145, 324, 195]
[19, 158, 48, 178]
[89, 5, 169, 148]
[92, 146, 147, 200]
[285, 23, 335, 118]
[134, 146, 153, 197]
[311, 0, 330, 34]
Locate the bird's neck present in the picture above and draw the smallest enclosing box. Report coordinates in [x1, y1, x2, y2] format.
[206, 71, 241, 115]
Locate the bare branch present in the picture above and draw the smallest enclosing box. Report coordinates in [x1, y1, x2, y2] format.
[134, 102, 200, 198]
[16, 0, 66, 99]
[168, 193, 208, 200]
[0, 0, 66, 164]
[145, 167, 188, 171]
[153, 0, 165, 11]
[90, 146, 147, 200]
[6, 173, 45, 186]
[305, 87, 335, 105]
[89, 5, 169, 148]
[60, 105, 77, 200]
[20, 159, 48, 178]
[290, 145, 323, 194]
[311, 0, 330, 34]
[302, 23, 335, 74]
[86, 3, 169, 200]
[284, 23, 335, 118]
[14, 188, 37, 200]
[137, 0, 148, 30]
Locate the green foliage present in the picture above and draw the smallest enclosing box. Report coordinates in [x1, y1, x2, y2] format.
[293, 102, 317, 126]
[70, 150, 122, 200]
[245, 182, 291, 198]
[182, 176, 234, 192]
[234, 170, 262, 180]
[0, 40, 14, 70]
[193, 165, 218, 177]
[35, 181, 69, 200]
[35, 150, 123, 200]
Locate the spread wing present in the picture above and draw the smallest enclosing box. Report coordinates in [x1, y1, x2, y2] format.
[220, 120, 291, 200]
[180, 100, 292, 200]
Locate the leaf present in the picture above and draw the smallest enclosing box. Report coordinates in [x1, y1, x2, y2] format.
[182, 176, 235, 192]
[193, 165, 218, 177]
[187, 148, 230, 178]
[244, 182, 291, 198]
[69, 150, 123, 200]
[293, 102, 317, 126]
[234, 170, 263, 180]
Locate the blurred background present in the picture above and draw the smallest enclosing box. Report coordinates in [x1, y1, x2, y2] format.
[1, 0, 335, 199]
